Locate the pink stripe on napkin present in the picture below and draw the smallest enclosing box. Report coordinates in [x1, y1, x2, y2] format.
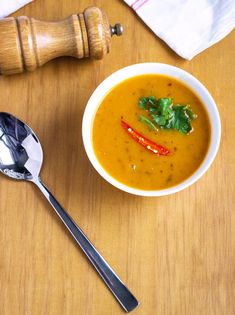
[131, 0, 149, 11]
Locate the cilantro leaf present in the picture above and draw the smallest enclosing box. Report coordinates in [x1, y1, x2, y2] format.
[138, 96, 158, 109]
[184, 105, 198, 120]
[171, 105, 193, 134]
[151, 114, 167, 126]
[139, 115, 158, 130]
[138, 96, 197, 134]
[156, 98, 173, 118]
[151, 98, 174, 126]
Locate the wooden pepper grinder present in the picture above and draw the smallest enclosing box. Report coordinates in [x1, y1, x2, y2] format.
[0, 6, 123, 75]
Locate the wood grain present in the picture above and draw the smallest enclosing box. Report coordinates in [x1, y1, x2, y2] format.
[0, 0, 234, 314]
[0, 6, 112, 74]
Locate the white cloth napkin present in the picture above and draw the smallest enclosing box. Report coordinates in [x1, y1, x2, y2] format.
[0, 0, 33, 19]
[124, 0, 235, 60]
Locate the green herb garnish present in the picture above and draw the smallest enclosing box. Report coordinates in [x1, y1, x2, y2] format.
[139, 115, 158, 130]
[139, 96, 158, 109]
[138, 96, 197, 134]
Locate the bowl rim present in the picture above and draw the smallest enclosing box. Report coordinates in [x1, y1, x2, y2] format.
[82, 63, 221, 196]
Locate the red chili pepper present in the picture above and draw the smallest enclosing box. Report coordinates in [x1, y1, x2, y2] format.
[121, 120, 170, 156]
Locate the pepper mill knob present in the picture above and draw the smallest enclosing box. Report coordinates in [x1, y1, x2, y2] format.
[0, 6, 123, 75]
[110, 24, 124, 36]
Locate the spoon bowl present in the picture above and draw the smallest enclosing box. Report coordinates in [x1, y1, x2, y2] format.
[0, 112, 42, 180]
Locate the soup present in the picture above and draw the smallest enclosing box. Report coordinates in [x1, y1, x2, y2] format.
[92, 74, 211, 190]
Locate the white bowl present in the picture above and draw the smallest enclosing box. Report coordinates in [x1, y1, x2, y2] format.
[82, 63, 221, 196]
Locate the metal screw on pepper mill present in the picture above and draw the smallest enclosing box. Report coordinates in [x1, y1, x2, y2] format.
[110, 23, 124, 36]
[0, 6, 124, 75]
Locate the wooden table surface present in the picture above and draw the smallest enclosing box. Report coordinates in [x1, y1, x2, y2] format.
[0, 1, 234, 314]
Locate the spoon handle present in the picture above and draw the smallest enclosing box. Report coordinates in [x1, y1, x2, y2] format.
[33, 178, 139, 313]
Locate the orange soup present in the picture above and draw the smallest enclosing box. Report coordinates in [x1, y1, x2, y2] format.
[92, 74, 211, 190]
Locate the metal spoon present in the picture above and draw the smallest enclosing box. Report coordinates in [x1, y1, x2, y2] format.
[0, 112, 139, 312]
